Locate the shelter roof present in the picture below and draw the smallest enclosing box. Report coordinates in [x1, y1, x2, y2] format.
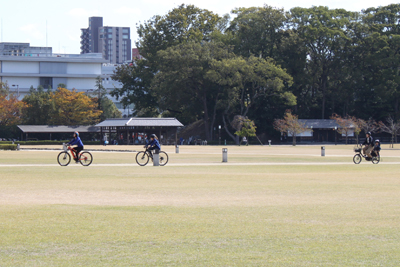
[17, 125, 100, 133]
[298, 119, 355, 129]
[96, 118, 184, 127]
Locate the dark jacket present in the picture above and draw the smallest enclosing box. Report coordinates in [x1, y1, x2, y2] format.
[68, 137, 84, 147]
[373, 143, 381, 151]
[363, 136, 374, 146]
[146, 139, 161, 150]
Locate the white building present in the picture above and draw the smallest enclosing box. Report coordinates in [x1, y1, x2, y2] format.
[0, 53, 106, 98]
[0, 52, 133, 116]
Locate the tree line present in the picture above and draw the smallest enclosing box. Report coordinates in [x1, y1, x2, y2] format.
[111, 4, 400, 143]
[274, 110, 400, 146]
[0, 79, 121, 138]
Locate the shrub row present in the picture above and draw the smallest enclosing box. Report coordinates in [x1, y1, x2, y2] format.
[0, 141, 13, 144]
[0, 144, 18, 150]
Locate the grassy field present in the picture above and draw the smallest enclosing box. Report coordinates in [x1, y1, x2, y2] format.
[0, 145, 399, 266]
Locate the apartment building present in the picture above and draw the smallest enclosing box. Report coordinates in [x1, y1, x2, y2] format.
[80, 17, 131, 64]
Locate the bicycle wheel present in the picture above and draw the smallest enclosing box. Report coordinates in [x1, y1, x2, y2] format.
[159, 151, 169, 166]
[57, 152, 71, 166]
[79, 151, 93, 166]
[136, 151, 149, 166]
[372, 155, 380, 164]
[353, 154, 362, 164]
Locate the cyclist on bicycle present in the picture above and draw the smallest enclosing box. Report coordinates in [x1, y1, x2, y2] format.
[144, 134, 161, 156]
[362, 132, 374, 158]
[67, 131, 84, 163]
[373, 139, 381, 157]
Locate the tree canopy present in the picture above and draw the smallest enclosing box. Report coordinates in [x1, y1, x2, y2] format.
[111, 3, 400, 142]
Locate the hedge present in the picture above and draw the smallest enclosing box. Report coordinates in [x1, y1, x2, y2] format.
[0, 144, 18, 150]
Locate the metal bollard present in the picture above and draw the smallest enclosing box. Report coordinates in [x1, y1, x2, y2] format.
[321, 146, 325, 157]
[268, 140, 271, 146]
[176, 145, 179, 154]
[222, 148, 228, 162]
[153, 149, 160, 166]
[62, 143, 67, 151]
[17, 144, 20, 150]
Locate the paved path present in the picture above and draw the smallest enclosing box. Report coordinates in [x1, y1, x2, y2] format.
[0, 162, 399, 167]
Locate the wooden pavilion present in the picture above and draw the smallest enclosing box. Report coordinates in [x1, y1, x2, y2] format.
[95, 117, 184, 145]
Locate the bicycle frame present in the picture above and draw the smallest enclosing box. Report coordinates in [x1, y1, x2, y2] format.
[67, 146, 86, 162]
[357, 145, 377, 159]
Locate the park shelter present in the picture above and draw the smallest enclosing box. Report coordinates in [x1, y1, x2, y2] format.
[289, 119, 356, 143]
[95, 118, 184, 145]
[17, 125, 100, 141]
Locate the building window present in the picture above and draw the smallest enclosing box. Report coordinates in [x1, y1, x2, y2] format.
[108, 34, 112, 38]
[123, 35, 129, 39]
[40, 77, 53, 89]
[108, 28, 113, 33]
[122, 29, 129, 33]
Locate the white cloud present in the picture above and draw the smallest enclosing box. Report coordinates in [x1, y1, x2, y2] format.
[19, 24, 44, 40]
[114, 7, 142, 15]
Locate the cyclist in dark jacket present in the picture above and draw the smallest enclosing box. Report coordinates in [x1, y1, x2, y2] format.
[373, 139, 381, 157]
[362, 132, 374, 158]
[144, 134, 161, 155]
[68, 131, 84, 163]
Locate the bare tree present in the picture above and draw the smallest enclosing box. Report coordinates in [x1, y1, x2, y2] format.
[379, 117, 400, 148]
[357, 117, 379, 134]
[331, 114, 359, 145]
[274, 110, 308, 146]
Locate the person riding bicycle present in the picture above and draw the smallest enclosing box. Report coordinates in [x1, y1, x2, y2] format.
[373, 139, 381, 157]
[362, 132, 374, 158]
[67, 131, 84, 163]
[144, 134, 161, 156]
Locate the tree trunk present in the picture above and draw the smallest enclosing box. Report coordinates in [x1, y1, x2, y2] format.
[209, 95, 219, 141]
[202, 95, 210, 141]
[321, 79, 326, 119]
[222, 115, 239, 145]
[293, 133, 296, 146]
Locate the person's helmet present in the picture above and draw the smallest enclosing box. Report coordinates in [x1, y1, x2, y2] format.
[149, 134, 156, 138]
[74, 131, 79, 137]
[375, 139, 380, 143]
[366, 131, 371, 135]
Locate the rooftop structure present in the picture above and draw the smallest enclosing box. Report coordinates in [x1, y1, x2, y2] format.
[0, 42, 52, 57]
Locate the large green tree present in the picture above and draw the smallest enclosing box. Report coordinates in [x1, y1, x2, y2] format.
[290, 6, 357, 119]
[112, 4, 222, 117]
[151, 42, 234, 140]
[22, 87, 55, 125]
[355, 4, 400, 120]
[228, 5, 287, 59]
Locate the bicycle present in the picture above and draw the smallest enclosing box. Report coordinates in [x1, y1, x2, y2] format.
[135, 149, 168, 166]
[353, 145, 380, 164]
[57, 145, 93, 166]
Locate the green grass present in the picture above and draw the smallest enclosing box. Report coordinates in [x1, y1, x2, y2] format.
[0, 146, 399, 266]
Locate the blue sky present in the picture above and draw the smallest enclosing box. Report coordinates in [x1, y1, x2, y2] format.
[0, 0, 397, 54]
